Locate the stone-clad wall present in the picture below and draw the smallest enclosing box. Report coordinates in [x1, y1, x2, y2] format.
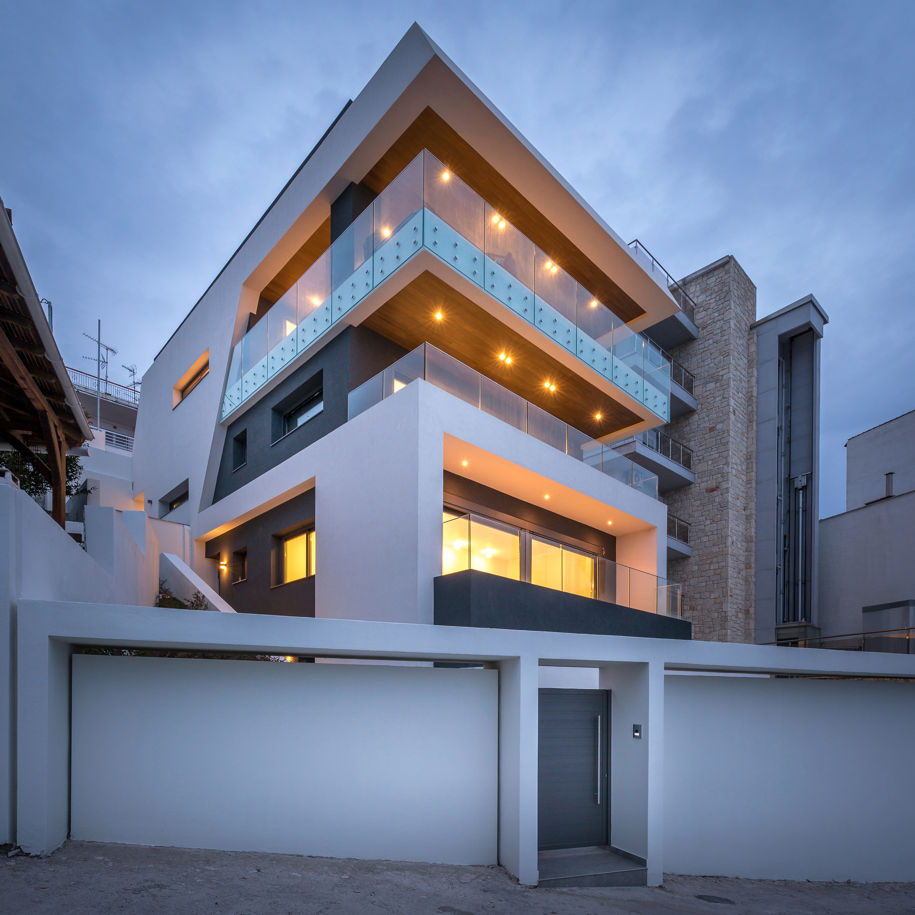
[663, 256, 756, 642]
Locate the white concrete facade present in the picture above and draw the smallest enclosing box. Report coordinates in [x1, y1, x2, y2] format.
[14, 600, 915, 885]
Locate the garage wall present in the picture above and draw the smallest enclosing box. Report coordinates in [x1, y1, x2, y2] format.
[71, 655, 497, 865]
[664, 675, 915, 881]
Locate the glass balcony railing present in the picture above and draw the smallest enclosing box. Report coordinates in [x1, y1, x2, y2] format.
[349, 342, 660, 500]
[627, 239, 697, 324]
[221, 150, 671, 421]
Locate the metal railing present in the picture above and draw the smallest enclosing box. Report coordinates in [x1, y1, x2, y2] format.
[775, 627, 914, 654]
[639, 428, 693, 471]
[67, 367, 140, 407]
[350, 343, 660, 500]
[90, 426, 135, 452]
[644, 340, 695, 396]
[667, 514, 690, 544]
[627, 239, 697, 324]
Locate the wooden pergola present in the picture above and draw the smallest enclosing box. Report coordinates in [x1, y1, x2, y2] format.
[0, 199, 91, 526]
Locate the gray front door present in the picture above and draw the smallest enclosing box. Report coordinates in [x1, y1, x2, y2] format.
[538, 688, 609, 849]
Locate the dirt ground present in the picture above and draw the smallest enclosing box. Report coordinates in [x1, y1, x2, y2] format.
[2, 841, 915, 914]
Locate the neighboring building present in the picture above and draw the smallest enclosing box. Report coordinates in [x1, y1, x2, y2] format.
[0, 197, 91, 525]
[65, 368, 140, 521]
[817, 409, 915, 650]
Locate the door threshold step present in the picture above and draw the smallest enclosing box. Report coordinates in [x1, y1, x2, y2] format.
[538, 846, 647, 888]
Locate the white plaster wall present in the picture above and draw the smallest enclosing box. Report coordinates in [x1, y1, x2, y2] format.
[818, 490, 915, 638]
[664, 674, 915, 881]
[846, 410, 915, 510]
[600, 663, 651, 860]
[71, 655, 498, 865]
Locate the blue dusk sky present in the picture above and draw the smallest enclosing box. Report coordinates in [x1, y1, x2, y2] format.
[1, 0, 912, 518]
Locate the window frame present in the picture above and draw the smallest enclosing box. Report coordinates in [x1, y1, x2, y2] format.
[272, 525, 317, 587]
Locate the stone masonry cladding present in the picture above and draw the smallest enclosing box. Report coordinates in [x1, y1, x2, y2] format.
[663, 256, 757, 642]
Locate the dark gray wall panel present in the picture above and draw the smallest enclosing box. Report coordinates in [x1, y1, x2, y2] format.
[205, 490, 316, 617]
[213, 326, 405, 502]
[434, 570, 691, 639]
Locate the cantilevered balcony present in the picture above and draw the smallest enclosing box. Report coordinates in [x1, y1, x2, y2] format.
[349, 342, 660, 500]
[667, 513, 691, 561]
[614, 428, 694, 493]
[628, 240, 700, 350]
[222, 151, 673, 422]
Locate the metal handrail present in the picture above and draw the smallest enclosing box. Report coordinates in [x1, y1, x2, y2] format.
[771, 627, 913, 653]
[627, 239, 697, 323]
[644, 339, 695, 396]
[667, 514, 690, 544]
[89, 426, 135, 452]
[67, 367, 140, 407]
[639, 428, 693, 471]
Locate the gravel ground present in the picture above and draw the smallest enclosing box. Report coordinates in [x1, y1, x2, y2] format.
[2, 842, 914, 914]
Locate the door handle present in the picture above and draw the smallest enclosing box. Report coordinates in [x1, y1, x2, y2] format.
[595, 713, 602, 806]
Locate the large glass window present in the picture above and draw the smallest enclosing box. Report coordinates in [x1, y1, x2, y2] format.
[469, 516, 521, 580]
[443, 509, 596, 598]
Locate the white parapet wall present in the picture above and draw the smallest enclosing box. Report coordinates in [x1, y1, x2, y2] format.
[14, 600, 915, 886]
[663, 673, 915, 882]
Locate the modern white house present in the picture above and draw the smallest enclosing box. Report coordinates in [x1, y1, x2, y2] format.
[2, 23, 915, 890]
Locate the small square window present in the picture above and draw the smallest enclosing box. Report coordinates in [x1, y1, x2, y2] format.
[231, 549, 247, 584]
[232, 430, 247, 471]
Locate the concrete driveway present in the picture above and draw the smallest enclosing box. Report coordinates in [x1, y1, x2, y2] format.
[2, 842, 914, 914]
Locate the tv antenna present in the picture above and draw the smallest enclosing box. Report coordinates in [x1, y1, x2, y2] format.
[81, 320, 117, 429]
[122, 363, 140, 391]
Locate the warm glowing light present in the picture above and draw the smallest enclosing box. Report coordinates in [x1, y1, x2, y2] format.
[452, 540, 468, 550]
[491, 212, 501, 224]
[441, 169, 451, 182]
[481, 548, 497, 559]
[589, 299, 599, 309]
[607, 520, 613, 526]
[544, 494, 551, 500]
[544, 260, 553, 270]
[543, 381, 557, 392]
[498, 219, 506, 229]
[381, 226, 392, 239]
[434, 310, 444, 321]
[505, 356, 512, 365]
[310, 295, 322, 307]
[499, 351, 514, 365]
[461, 459, 469, 467]
[594, 412, 602, 421]
[543, 380, 551, 389]
[218, 561, 228, 571]
[392, 379, 406, 393]
[284, 655, 296, 663]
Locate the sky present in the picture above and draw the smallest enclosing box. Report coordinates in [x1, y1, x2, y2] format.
[1, 0, 912, 518]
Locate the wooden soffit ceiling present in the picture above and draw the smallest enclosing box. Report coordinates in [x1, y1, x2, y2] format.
[361, 108, 645, 325]
[363, 270, 642, 437]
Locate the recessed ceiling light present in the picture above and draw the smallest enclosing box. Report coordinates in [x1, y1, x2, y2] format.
[589, 299, 599, 309]
[434, 310, 443, 321]
[381, 226, 392, 239]
[607, 520, 613, 526]
[505, 356, 512, 365]
[544, 494, 550, 500]
[595, 412, 602, 421]
[461, 459, 468, 467]
[441, 169, 451, 182]
[491, 212, 501, 224]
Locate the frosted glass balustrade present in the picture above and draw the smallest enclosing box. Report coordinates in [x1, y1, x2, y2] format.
[221, 149, 671, 420]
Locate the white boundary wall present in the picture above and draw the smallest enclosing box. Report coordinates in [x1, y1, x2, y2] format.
[71, 655, 497, 865]
[664, 675, 915, 882]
